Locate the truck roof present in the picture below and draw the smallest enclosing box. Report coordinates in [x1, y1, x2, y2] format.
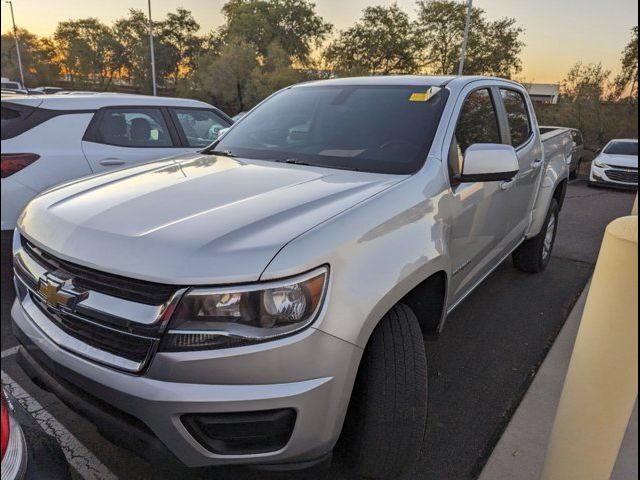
[296, 75, 524, 89]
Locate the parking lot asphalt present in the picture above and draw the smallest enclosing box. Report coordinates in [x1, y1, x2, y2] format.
[0, 177, 636, 480]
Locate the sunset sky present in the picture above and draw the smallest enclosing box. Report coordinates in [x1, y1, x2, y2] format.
[1, 0, 637, 83]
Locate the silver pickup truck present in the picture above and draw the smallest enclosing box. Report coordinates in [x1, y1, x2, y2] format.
[11, 76, 573, 478]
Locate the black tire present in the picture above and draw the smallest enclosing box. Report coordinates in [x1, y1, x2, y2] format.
[337, 304, 427, 479]
[512, 199, 559, 273]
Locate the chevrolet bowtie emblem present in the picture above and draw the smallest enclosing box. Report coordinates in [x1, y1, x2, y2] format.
[37, 275, 88, 311]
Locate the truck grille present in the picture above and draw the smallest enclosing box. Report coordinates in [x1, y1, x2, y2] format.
[14, 236, 185, 373]
[30, 295, 156, 363]
[22, 237, 177, 305]
[606, 168, 638, 184]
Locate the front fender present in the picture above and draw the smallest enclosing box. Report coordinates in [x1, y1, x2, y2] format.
[261, 166, 451, 348]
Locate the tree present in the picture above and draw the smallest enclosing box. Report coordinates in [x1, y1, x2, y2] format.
[325, 4, 419, 75]
[220, 0, 332, 64]
[613, 26, 638, 103]
[159, 8, 203, 84]
[561, 62, 611, 102]
[53, 19, 123, 89]
[1, 28, 60, 86]
[415, 0, 524, 77]
[113, 9, 178, 92]
[246, 42, 308, 106]
[550, 62, 613, 148]
[191, 38, 258, 113]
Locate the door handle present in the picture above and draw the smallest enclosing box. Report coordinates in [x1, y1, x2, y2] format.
[531, 158, 543, 169]
[501, 178, 516, 190]
[99, 158, 126, 166]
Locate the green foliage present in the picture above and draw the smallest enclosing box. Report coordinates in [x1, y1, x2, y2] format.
[613, 26, 638, 102]
[1, 28, 59, 86]
[189, 38, 258, 112]
[415, 0, 524, 77]
[220, 0, 332, 63]
[325, 4, 419, 75]
[537, 62, 637, 150]
[53, 18, 123, 89]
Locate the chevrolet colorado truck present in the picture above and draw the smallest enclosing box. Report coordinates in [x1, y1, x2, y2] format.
[11, 76, 573, 479]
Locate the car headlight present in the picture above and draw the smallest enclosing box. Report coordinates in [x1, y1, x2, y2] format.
[594, 157, 606, 168]
[161, 266, 328, 351]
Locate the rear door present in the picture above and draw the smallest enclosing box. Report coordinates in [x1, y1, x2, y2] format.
[81, 106, 190, 173]
[496, 87, 543, 241]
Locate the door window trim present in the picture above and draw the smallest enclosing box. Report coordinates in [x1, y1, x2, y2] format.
[496, 87, 535, 151]
[447, 85, 506, 185]
[83, 106, 181, 148]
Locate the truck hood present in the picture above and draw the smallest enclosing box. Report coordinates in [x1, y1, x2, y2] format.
[20, 153, 404, 284]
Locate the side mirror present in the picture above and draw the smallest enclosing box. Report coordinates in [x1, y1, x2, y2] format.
[459, 143, 519, 182]
[217, 127, 230, 139]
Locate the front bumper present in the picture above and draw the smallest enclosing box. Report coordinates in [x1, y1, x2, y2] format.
[11, 296, 362, 468]
[590, 165, 638, 189]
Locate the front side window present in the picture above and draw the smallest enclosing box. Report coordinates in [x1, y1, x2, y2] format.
[95, 108, 173, 147]
[212, 85, 450, 175]
[500, 89, 532, 148]
[449, 89, 501, 177]
[173, 108, 230, 147]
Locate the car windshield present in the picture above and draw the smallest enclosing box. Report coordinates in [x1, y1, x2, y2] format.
[604, 141, 638, 156]
[211, 84, 449, 174]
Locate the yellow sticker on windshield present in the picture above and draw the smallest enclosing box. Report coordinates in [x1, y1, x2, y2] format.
[410, 91, 431, 102]
[409, 86, 440, 102]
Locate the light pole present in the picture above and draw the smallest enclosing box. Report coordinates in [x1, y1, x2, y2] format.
[5, 0, 26, 87]
[147, 0, 157, 96]
[458, 0, 473, 76]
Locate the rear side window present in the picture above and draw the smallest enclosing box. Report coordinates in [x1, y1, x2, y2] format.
[1, 102, 37, 140]
[94, 108, 173, 147]
[449, 88, 501, 177]
[500, 89, 532, 148]
[173, 108, 231, 147]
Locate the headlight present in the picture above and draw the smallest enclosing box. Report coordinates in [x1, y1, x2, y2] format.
[594, 157, 606, 168]
[161, 266, 328, 351]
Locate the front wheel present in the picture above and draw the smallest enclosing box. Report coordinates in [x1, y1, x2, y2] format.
[512, 199, 559, 273]
[337, 304, 427, 479]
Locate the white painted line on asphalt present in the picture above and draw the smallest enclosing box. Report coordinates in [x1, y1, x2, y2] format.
[1, 346, 19, 358]
[1, 370, 118, 480]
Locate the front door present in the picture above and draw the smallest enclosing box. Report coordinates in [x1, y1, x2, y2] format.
[447, 87, 514, 304]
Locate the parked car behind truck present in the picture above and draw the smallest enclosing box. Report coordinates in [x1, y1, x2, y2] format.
[589, 138, 638, 189]
[12, 76, 572, 479]
[1, 92, 233, 233]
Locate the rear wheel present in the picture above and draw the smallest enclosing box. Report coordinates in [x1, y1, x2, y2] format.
[512, 199, 559, 273]
[337, 304, 427, 479]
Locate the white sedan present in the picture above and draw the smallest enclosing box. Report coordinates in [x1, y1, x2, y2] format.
[589, 138, 638, 189]
[1, 92, 232, 232]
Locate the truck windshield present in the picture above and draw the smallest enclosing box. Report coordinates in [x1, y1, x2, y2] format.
[212, 85, 449, 174]
[604, 141, 638, 156]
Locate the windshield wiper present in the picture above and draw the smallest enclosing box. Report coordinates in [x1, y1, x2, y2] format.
[277, 158, 360, 172]
[207, 149, 237, 157]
